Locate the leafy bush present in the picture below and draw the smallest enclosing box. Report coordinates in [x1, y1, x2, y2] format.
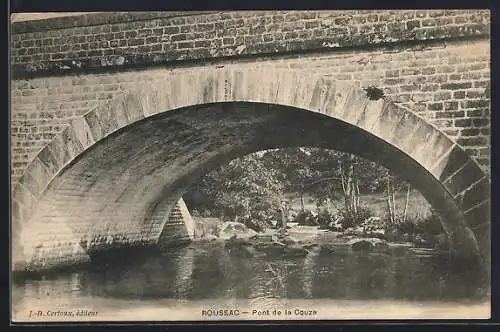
[338, 206, 374, 229]
[294, 210, 318, 226]
[415, 211, 444, 237]
[317, 208, 334, 228]
[241, 217, 265, 233]
[392, 219, 417, 240]
[384, 211, 444, 242]
[360, 216, 388, 232]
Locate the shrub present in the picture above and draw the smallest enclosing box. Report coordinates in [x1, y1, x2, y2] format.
[242, 218, 265, 233]
[361, 216, 388, 232]
[317, 208, 334, 228]
[294, 210, 318, 226]
[339, 206, 374, 229]
[415, 211, 444, 237]
[393, 219, 417, 240]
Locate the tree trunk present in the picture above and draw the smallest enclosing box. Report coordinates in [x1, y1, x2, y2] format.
[402, 184, 411, 224]
[340, 155, 360, 225]
[386, 176, 394, 224]
[391, 178, 397, 223]
[348, 154, 357, 221]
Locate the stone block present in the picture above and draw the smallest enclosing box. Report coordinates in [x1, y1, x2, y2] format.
[96, 102, 120, 137]
[37, 145, 61, 176]
[443, 159, 485, 197]
[20, 157, 52, 199]
[71, 116, 96, 149]
[121, 93, 145, 123]
[438, 145, 475, 183]
[459, 176, 490, 212]
[464, 200, 490, 230]
[415, 130, 456, 172]
[83, 111, 105, 143]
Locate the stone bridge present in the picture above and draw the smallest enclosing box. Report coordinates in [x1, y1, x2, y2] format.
[10, 10, 490, 272]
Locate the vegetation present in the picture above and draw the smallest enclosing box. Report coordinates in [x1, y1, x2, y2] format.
[293, 210, 318, 226]
[184, 153, 284, 232]
[184, 147, 443, 242]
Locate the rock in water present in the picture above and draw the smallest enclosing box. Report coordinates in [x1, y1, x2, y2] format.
[282, 237, 296, 245]
[349, 239, 373, 251]
[347, 237, 388, 251]
[328, 221, 344, 232]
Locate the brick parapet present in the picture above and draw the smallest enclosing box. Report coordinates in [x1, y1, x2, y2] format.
[10, 10, 490, 78]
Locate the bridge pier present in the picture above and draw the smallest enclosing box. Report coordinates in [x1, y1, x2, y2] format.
[13, 198, 195, 274]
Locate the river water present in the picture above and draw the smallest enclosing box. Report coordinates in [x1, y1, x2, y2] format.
[12, 231, 490, 321]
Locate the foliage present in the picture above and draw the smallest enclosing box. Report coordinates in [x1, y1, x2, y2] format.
[415, 210, 444, 237]
[338, 205, 374, 229]
[293, 210, 318, 226]
[185, 146, 417, 231]
[184, 153, 284, 231]
[316, 208, 334, 228]
[359, 216, 388, 233]
[259, 147, 396, 198]
[391, 219, 417, 240]
[384, 209, 444, 242]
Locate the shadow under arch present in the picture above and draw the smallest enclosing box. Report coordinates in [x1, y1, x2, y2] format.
[11, 74, 490, 272]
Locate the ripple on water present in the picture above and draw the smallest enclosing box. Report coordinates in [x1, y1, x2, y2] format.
[12, 240, 490, 320]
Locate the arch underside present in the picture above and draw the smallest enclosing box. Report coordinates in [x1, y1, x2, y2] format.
[11, 71, 490, 271]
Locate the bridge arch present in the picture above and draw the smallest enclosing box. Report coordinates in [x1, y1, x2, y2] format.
[11, 68, 490, 271]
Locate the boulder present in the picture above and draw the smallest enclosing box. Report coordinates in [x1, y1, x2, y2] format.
[347, 237, 388, 251]
[385, 228, 404, 242]
[350, 239, 372, 251]
[365, 229, 386, 240]
[225, 234, 249, 246]
[414, 234, 432, 247]
[254, 234, 274, 243]
[328, 221, 344, 232]
[218, 221, 258, 240]
[344, 226, 365, 237]
[282, 237, 297, 246]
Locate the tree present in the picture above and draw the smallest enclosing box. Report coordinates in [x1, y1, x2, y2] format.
[184, 153, 285, 231]
[185, 146, 409, 231]
[339, 153, 360, 226]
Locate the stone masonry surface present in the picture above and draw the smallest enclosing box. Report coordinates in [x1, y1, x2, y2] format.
[11, 10, 489, 76]
[11, 39, 490, 183]
[10, 11, 491, 272]
[11, 10, 490, 183]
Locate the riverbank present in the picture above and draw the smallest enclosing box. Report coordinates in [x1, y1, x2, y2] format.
[198, 221, 428, 254]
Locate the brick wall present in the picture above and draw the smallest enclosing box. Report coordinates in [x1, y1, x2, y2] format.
[11, 10, 489, 76]
[10, 10, 490, 183]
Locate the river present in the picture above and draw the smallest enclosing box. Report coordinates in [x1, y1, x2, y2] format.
[12, 230, 490, 321]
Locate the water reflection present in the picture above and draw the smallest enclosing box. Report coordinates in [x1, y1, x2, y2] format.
[13, 241, 489, 310]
